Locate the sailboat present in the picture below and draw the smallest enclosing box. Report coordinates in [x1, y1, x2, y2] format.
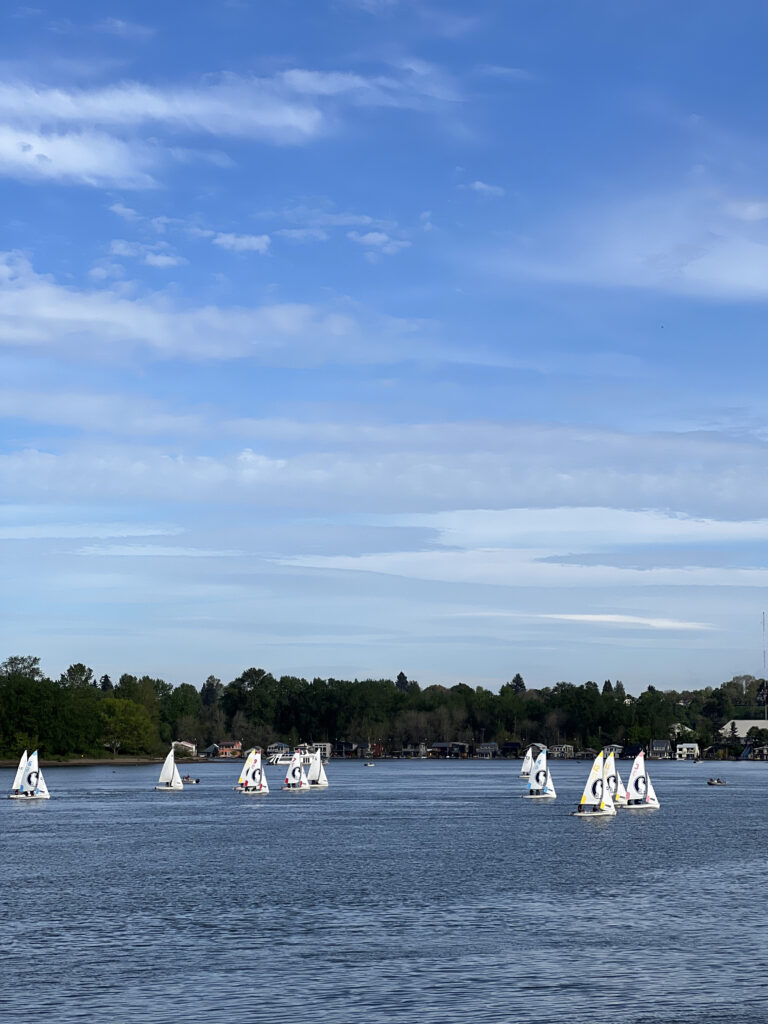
[604, 751, 628, 806]
[282, 748, 310, 790]
[236, 748, 269, 794]
[306, 747, 329, 788]
[570, 750, 616, 817]
[155, 748, 183, 791]
[519, 746, 535, 778]
[624, 751, 660, 810]
[521, 748, 556, 799]
[8, 750, 50, 800]
[8, 748, 27, 798]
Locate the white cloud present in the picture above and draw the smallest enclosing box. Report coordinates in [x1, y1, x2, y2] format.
[94, 17, 155, 39]
[0, 65, 459, 149]
[0, 522, 178, 540]
[347, 230, 411, 254]
[108, 201, 139, 220]
[143, 251, 187, 268]
[465, 180, 505, 197]
[726, 200, 768, 222]
[495, 187, 768, 299]
[0, 251, 417, 362]
[477, 65, 534, 82]
[109, 238, 186, 267]
[77, 545, 241, 557]
[275, 228, 329, 242]
[212, 232, 271, 253]
[534, 613, 712, 631]
[0, 124, 157, 187]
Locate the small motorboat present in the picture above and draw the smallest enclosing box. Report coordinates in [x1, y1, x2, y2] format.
[364, 762, 375, 768]
[707, 778, 727, 786]
[181, 774, 200, 784]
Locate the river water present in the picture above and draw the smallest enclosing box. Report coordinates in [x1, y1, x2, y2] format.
[0, 757, 764, 1023]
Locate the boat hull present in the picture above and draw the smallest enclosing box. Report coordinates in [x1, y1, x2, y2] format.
[235, 786, 268, 794]
[154, 785, 183, 791]
[8, 792, 50, 800]
[570, 808, 615, 817]
[623, 803, 659, 810]
[521, 793, 555, 800]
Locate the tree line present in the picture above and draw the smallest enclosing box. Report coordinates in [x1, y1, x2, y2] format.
[1, 655, 766, 759]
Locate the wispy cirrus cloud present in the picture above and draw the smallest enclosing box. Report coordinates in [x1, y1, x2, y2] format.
[94, 18, 155, 39]
[493, 186, 768, 300]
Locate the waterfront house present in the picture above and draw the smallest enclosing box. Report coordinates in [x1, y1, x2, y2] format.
[548, 744, 574, 759]
[267, 742, 290, 759]
[217, 739, 242, 758]
[649, 739, 672, 759]
[475, 742, 499, 759]
[575, 747, 598, 760]
[502, 741, 521, 758]
[172, 740, 197, 758]
[604, 743, 623, 757]
[675, 742, 700, 760]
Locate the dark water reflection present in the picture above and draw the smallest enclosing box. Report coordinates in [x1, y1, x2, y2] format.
[1, 758, 766, 1023]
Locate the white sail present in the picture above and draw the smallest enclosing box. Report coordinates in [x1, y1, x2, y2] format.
[237, 748, 256, 787]
[599, 758, 617, 815]
[625, 751, 659, 809]
[522, 749, 555, 799]
[245, 748, 269, 793]
[578, 751, 605, 808]
[10, 749, 27, 793]
[519, 746, 534, 777]
[10, 750, 51, 800]
[156, 749, 183, 790]
[283, 748, 310, 789]
[307, 748, 329, 787]
[604, 752, 625, 805]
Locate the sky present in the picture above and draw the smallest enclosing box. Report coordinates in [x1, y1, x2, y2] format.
[2, 0, 768, 693]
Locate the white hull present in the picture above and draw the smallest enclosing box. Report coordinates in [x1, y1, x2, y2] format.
[154, 785, 183, 791]
[569, 808, 615, 817]
[518, 773, 530, 779]
[521, 793, 555, 800]
[623, 802, 659, 811]
[281, 786, 310, 791]
[8, 792, 50, 800]
[235, 786, 268, 794]
[309, 781, 329, 788]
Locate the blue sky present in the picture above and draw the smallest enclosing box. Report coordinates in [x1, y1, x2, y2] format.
[2, 0, 768, 693]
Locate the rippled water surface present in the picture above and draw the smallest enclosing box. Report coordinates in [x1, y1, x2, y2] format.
[1, 758, 766, 1023]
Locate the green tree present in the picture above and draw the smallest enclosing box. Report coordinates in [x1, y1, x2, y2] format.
[100, 698, 155, 755]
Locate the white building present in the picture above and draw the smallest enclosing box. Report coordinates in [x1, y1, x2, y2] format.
[675, 742, 699, 760]
[173, 739, 197, 757]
